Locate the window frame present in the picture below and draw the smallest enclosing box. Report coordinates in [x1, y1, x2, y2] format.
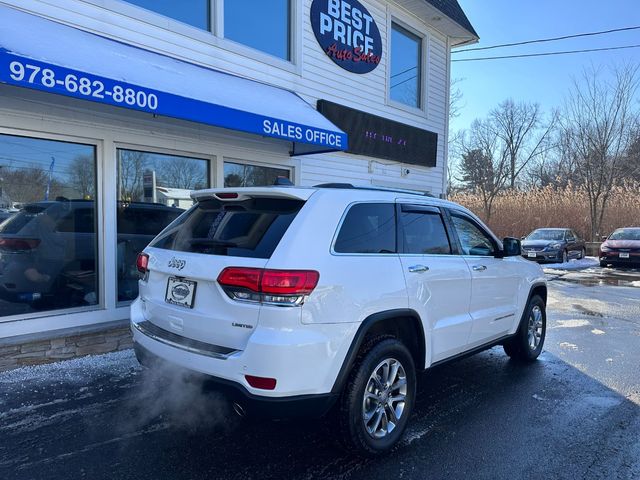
[114, 143, 213, 306]
[89, 0, 300, 73]
[397, 204, 454, 256]
[331, 201, 398, 256]
[387, 18, 428, 115]
[446, 209, 500, 258]
[222, 158, 293, 188]
[0, 130, 103, 324]
[216, 0, 296, 66]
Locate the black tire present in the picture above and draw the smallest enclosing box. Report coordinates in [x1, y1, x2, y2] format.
[600, 260, 607, 268]
[562, 250, 568, 263]
[336, 337, 416, 457]
[578, 248, 586, 260]
[503, 295, 546, 362]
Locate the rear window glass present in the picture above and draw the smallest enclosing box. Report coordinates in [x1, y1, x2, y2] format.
[334, 203, 396, 254]
[150, 197, 304, 258]
[117, 204, 183, 236]
[0, 205, 47, 234]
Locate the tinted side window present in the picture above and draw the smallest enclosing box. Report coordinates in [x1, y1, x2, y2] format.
[56, 208, 95, 234]
[334, 203, 396, 254]
[400, 211, 451, 254]
[451, 214, 496, 256]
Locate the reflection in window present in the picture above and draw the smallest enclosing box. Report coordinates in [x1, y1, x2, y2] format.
[116, 149, 209, 302]
[390, 23, 422, 108]
[334, 203, 396, 254]
[0, 134, 98, 317]
[451, 215, 495, 256]
[224, 0, 291, 60]
[124, 0, 210, 30]
[224, 161, 290, 187]
[401, 212, 451, 254]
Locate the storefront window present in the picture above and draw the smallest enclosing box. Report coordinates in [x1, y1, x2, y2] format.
[224, 161, 290, 187]
[0, 134, 98, 318]
[224, 0, 291, 60]
[390, 23, 422, 108]
[124, 0, 210, 30]
[116, 149, 209, 303]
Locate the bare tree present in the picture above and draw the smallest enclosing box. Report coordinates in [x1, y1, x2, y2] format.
[118, 150, 148, 201]
[1, 166, 64, 204]
[157, 156, 207, 190]
[449, 77, 466, 121]
[559, 64, 639, 240]
[490, 99, 556, 189]
[456, 119, 511, 220]
[445, 78, 466, 195]
[68, 154, 95, 199]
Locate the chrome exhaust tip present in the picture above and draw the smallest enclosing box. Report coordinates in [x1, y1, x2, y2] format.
[232, 402, 246, 417]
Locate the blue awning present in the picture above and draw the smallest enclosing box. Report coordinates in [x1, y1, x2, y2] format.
[0, 6, 347, 154]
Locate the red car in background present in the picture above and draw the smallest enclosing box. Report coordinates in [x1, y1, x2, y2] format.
[600, 227, 640, 267]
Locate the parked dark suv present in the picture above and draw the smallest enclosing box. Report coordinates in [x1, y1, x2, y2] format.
[521, 228, 586, 264]
[0, 200, 182, 313]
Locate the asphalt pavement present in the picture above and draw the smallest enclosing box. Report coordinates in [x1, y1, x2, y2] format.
[1, 263, 639, 480]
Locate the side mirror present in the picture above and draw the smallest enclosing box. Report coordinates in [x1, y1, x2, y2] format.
[601, 235, 608, 241]
[521, 236, 526, 240]
[501, 237, 521, 257]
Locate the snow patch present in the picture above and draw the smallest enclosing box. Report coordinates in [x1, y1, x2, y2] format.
[543, 256, 599, 272]
[554, 319, 590, 328]
[0, 349, 138, 385]
[591, 329, 605, 335]
[559, 342, 579, 350]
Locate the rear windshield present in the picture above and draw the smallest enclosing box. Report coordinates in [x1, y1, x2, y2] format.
[150, 197, 304, 258]
[0, 205, 47, 234]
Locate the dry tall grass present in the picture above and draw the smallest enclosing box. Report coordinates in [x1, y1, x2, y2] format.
[450, 184, 640, 240]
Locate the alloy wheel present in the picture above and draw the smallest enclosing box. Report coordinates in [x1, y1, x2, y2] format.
[362, 358, 407, 439]
[527, 305, 544, 351]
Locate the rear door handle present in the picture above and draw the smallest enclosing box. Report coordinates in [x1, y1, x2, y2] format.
[408, 265, 429, 273]
[472, 265, 487, 271]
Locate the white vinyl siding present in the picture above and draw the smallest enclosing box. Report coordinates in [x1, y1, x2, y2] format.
[0, 0, 449, 193]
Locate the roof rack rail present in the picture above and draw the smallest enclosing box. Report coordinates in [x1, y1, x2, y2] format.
[313, 183, 433, 197]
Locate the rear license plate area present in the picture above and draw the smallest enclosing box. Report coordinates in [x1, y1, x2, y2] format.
[165, 277, 197, 308]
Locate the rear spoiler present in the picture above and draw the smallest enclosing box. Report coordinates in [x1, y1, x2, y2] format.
[190, 187, 316, 202]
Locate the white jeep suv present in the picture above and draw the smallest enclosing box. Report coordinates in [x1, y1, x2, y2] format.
[131, 184, 547, 456]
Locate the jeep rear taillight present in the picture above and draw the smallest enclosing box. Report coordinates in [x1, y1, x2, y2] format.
[0, 238, 41, 252]
[136, 253, 149, 274]
[217, 267, 319, 306]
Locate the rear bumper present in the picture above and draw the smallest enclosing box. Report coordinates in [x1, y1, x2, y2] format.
[130, 297, 357, 407]
[133, 341, 337, 418]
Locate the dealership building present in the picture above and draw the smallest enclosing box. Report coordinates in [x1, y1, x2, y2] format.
[0, 0, 477, 366]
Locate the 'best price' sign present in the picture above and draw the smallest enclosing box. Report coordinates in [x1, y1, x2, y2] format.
[310, 0, 382, 74]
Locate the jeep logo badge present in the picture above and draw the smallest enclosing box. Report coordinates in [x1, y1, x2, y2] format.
[168, 257, 186, 270]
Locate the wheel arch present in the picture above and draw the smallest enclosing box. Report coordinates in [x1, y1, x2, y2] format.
[529, 282, 547, 306]
[331, 309, 426, 394]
